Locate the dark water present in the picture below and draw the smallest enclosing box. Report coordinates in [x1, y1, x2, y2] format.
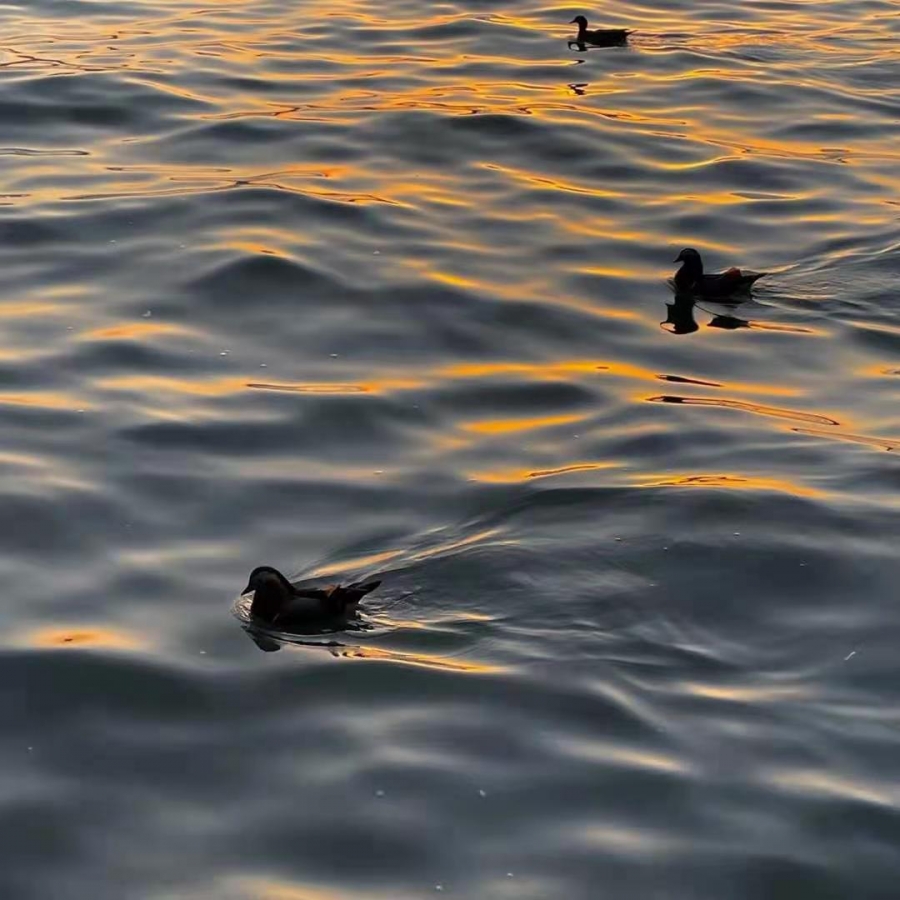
[2, 0, 900, 896]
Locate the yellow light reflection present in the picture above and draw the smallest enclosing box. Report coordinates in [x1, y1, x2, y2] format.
[331, 644, 502, 673]
[0, 392, 89, 411]
[21, 626, 145, 651]
[684, 681, 810, 703]
[78, 322, 194, 341]
[768, 768, 899, 808]
[638, 473, 826, 499]
[239, 879, 389, 900]
[471, 461, 621, 484]
[462, 412, 589, 435]
[647, 394, 839, 426]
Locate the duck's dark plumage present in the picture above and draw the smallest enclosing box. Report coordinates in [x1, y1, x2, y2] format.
[242, 565, 381, 628]
[569, 15, 632, 47]
[673, 248, 767, 298]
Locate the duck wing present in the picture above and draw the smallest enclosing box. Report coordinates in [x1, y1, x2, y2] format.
[585, 28, 631, 45]
[328, 580, 382, 609]
[698, 268, 766, 297]
[283, 580, 382, 620]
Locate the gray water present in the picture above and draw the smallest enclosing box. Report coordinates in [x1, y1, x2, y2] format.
[2, 0, 900, 897]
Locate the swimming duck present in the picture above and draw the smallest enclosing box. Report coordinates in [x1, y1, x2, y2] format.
[673, 248, 767, 298]
[242, 566, 381, 628]
[569, 15, 632, 47]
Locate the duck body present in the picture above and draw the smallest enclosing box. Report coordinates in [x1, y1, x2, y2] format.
[569, 15, 631, 47]
[242, 566, 381, 629]
[673, 248, 766, 298]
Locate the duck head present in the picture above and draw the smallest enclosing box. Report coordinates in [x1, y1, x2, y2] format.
[673, 247, 703, 292]
[242, 565, 294, 622]
[570, 15, 588, 30]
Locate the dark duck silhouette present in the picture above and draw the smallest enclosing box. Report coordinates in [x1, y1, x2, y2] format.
[569, 15, 631, 47]
[673, 248, 767, 298]
[242, 566, 381, 629]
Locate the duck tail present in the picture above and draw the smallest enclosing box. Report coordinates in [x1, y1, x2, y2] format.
[342, 580, 382, 605]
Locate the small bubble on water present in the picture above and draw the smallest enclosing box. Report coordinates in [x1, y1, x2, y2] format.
[220, 351, 229, 356]
[330, 353, 339, 358]
[506, 872, 514, 878]
[375, 789, 385, 798]
[435, 886, 443, 893]
[478, 789, 487, 797]
[142, 310, 152, 318]
[373, 250, 381, 255]
[109, 239, 117, 244]
[733, 532, 741, 536]
[259, 363, 267, 368]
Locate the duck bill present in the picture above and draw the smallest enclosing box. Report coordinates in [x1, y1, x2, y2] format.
[569, 17, 577, 23]
[241, 582, 253, 596]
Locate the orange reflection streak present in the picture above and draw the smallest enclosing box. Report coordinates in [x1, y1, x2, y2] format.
[240, 878, 393, 900]
[647, 394, 840, 426]
[78, 322, 194, 341]
[98, 360, 806, 407]
[21, 626, 145, 651]
[766, 768, 900, 808]
[0, 300, 66, 319]
[792, 427, 900, 453]
[462, 412, 589, 435]
[0, 391, 89, 410]
[310, 547, 408, 578]
[471, 461, 621, 484]
[95, 375, 249, 397]
[329, 644, 502, 673]
[638, 473, 826, 499]
[684, 681, 810, 703]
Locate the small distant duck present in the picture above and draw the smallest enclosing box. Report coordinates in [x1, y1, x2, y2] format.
[569, 15, 632, 47]
[673, 248, 767, 298]
[242, 566, 381, 628]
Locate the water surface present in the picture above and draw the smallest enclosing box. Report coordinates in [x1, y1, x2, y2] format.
[1, 0, 900, 897]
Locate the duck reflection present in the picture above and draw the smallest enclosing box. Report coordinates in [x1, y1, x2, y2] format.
[661, 292, 751, 335]
[240, 623, 500, 673]
[661, 294, 699, 335]
[242, 625, 350, 654]
[709, 312, 751, 330]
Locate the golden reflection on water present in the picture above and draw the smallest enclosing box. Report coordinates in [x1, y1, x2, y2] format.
[638, 473, 828, 500]
[327, 643, 503, 674]
[462, 411, 589, 435]
[767, 768, 900, 809]
[20, 626, 146, 651]
[471, 460, 621, 484]
[79, 322, 195, 341]
[240, 879, 389, 900]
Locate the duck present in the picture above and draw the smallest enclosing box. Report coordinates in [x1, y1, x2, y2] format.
[242, 566, 381, 628]
[569, 15, 632, 47]
[673, 248, 767, 298]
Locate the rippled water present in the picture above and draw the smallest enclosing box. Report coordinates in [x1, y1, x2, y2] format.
[2, 0, 900, 896]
